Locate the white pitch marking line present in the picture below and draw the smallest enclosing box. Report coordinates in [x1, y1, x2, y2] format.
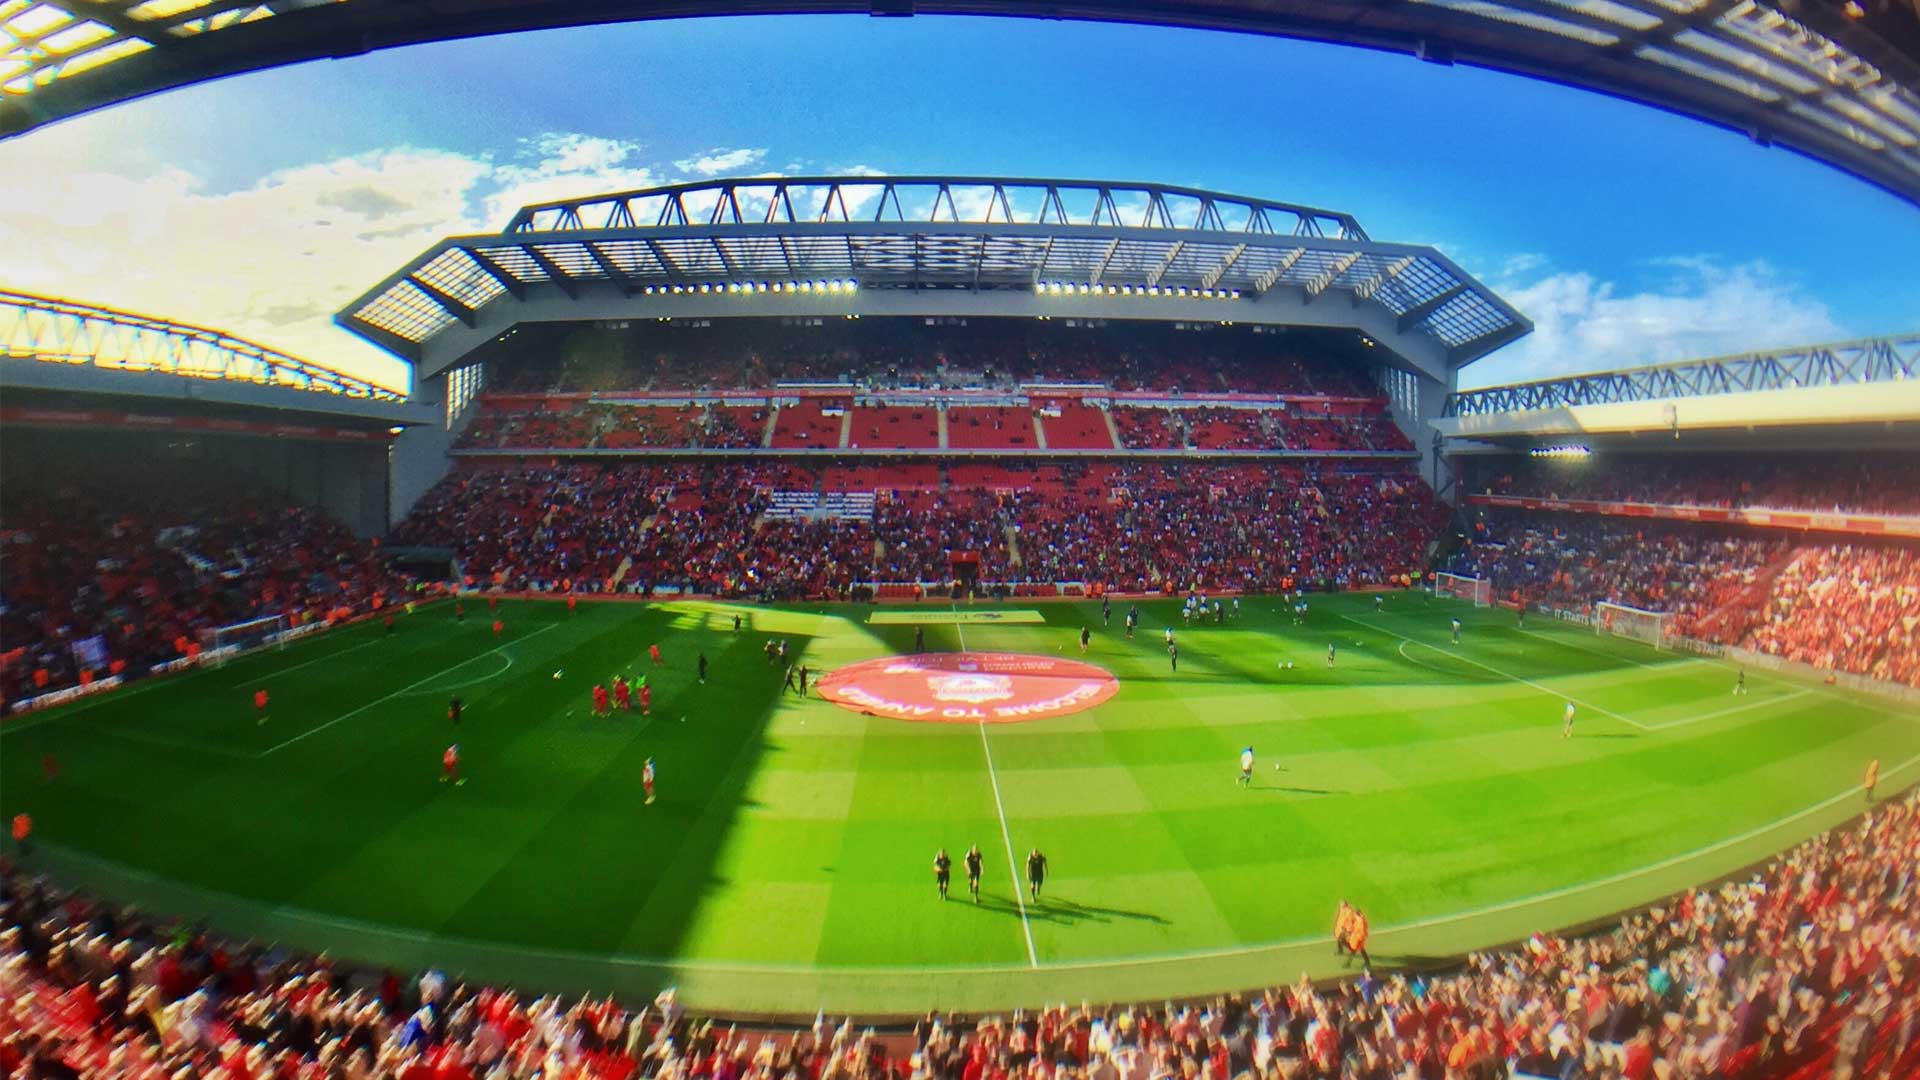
[1346, 614, 1651, 730]
[233, 637, 386, 684]
[1640, 688, 1814, 731]
[1513, 625, 1672, 670]
[262, 623, 559, 755]
[396, 652, 515, 696]
[952, 600, 1039, 968]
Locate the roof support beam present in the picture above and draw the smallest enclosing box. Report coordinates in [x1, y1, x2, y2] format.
[709, 236, 739, 278]
[1305, 251, 1364, 301]
[1202, 243, 1248, 289]
[1089, 237, 1122, 285]
[1353, 255, 1415, 304]
[1252, 248, 1307, 294]
[1447, 323, 1530, 366]
[405, 275, 477, 327]
[519, 246, 580, 300]
[332, 314, 421, 364]
[462, 248, 526, 300]
[1398, 283, 1469, 332]
[1145, 240, 1185, 287]
[584, 243, 638, 296]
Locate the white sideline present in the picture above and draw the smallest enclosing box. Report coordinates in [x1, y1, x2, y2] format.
[953, 602, 1039, 967]
[261, 623, 559, 755]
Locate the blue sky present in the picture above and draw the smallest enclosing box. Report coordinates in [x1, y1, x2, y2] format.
[5, 14, 1916, 392]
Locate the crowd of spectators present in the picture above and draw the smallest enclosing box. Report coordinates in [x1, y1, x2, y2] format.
[1730, 545, 1920, 688]
[1446, 514, 1785, 619]
[393, 461, 1445, 599]
[6, 782, 1917, 1079]
[0, 463, 402, 711]
[454, 399, 1408, 456]
[1448, 511, 1920, 687]
[479, 322, 1381, 398]
[1474, 455, 1920, 518]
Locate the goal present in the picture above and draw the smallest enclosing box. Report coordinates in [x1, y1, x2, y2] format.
[1596, 601, 1668, 650]
[1436, 572, 1492, 607]
[200, 614, 290, 666]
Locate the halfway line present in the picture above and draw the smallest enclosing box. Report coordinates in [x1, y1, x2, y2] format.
[953, 600, 1039, 968]
[261, 623, 560, 756]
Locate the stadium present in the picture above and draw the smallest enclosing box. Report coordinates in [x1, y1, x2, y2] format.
[3, 3, 1920, 1078]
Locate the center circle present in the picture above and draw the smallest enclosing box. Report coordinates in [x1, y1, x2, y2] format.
[815, 652, 1121, 723]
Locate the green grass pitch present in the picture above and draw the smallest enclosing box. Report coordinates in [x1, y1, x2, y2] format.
[3, 592, 1915, 1016]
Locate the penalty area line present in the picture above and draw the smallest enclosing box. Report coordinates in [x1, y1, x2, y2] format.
[261, 623, 560, 756]
[1344, 614, 1649, 730]
[953, 600, 1039, 968]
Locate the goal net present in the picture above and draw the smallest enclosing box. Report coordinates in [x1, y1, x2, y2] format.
[200, 614, 290, 666]
[1436, 572, 1492, 607]
[1596, 601, 1668, 650]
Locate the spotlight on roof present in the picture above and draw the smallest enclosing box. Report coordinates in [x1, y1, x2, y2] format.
[1529, 445, 1592, 460]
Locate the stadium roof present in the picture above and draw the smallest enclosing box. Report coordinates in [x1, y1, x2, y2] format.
[1431, 331, 1920, 445]
[336, 175, 1530, 381]
[0, 287, 434, 424]
[2, 2, 1918, 208]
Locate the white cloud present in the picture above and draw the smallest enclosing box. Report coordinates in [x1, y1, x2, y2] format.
[1462, 257, 1845, 389]
[479, 133, 658, 228]
[0, 149, 490, 391]
[672, 147, 767, 177]
[0, 133, 695, 391]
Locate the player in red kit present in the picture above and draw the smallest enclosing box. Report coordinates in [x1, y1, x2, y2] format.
[567, 595, 578, 615]
[613, 676, 631, 712]
[592, 684, 610, 717]
[648, 643, 662, 666]
[639, 682, 653, 716]
[492, 619, 503, 639]
[253, 688, 270, 725]
[643, 757, 656, 805]
[442, 744, 463, 786]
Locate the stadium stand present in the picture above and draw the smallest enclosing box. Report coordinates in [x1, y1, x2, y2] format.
[847, 407, 941, 451]
[0, 460, 402, 707]
[1449, 511, 1920, 687]
[770, 401, 846, 449]
[1182, 408, 1274, 451]
[593, 405, 706, 450]
[6, 785, 1916, 1078]
[944, 407, 1037, 450]
[1032, 400, 1116, 450]
[1110, 408, 1183, 450]
[394, 460, 1442, 598]
[1476, 454, 1920, 517]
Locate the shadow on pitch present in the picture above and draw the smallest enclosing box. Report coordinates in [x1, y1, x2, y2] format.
[1254, 784, 1341, 796]
[962, 893, 1167, 926]
[1576, 732, 1640, 740]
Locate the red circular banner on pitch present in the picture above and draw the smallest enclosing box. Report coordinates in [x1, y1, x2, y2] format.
[816, 652, 1121, 723]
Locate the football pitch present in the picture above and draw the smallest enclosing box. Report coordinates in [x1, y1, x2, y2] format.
[3, 592, 1915, 1016]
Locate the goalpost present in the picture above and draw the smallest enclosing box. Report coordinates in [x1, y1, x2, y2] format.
[1596, 600, 1669, 651]
[200, 614, 291, 666]
[1435, 572, 1492, 608]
